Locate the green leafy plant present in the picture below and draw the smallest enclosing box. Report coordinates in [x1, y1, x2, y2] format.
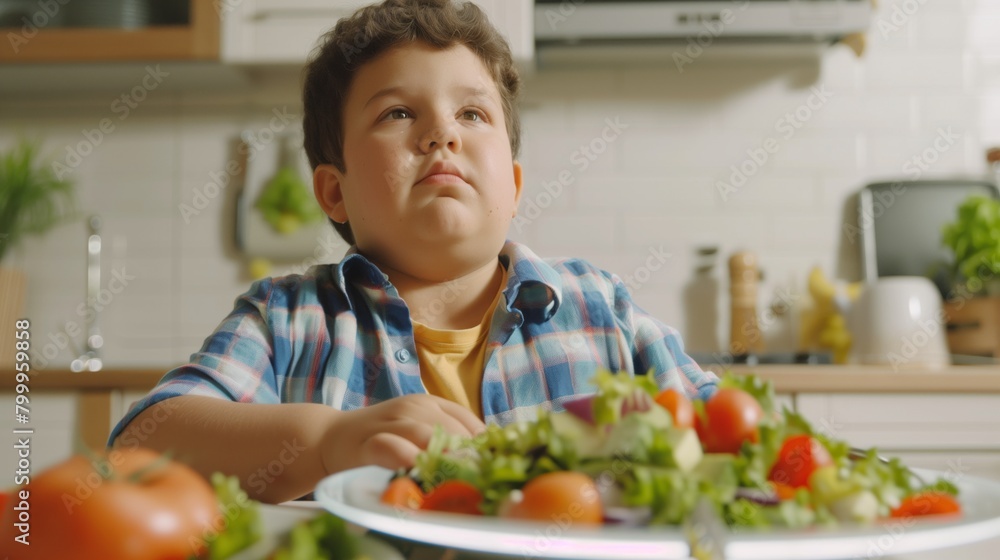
[942, 195, 1000, 296]
[0, 139, 76, 263]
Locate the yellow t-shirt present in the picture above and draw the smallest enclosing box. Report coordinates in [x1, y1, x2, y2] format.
[412, 265, 507, 418]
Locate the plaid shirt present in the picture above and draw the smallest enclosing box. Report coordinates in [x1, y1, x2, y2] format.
[110, 241, 717, 443]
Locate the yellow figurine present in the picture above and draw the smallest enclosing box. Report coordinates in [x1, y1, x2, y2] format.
[248, 257, 273, 281]
[799, 267, 863, 364]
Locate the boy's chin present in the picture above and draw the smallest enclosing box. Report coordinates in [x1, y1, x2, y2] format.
[414, 229, 502, 249]
[410, 228, 508, 255]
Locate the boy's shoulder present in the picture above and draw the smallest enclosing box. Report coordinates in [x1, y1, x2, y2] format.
[259, 254, 384, 294]
[505, 240, 614, 281]
[243, 263, 339, 307]
[502, 241, 622, 304]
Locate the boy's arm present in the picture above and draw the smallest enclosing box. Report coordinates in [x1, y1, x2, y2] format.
[113, 393, 484, 504]
[607, 274, 718, 400]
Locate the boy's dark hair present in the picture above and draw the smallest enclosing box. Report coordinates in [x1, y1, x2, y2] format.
[302, 0, 523, 245]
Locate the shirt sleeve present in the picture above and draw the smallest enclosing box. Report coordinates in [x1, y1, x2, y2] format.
[108, 278, 282, 445]
[609, 273, 719, 401]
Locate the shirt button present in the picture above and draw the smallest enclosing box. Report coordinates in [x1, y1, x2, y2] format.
[395, 349, 411, 363]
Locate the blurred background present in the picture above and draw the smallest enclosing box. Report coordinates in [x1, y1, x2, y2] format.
[2, 0, 998, 367]
[1, 0, 999, 479]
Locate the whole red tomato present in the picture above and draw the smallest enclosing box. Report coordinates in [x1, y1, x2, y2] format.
[0, 448, 219, 560]
[654, 388, 695, 430]
[768, 435, 833, 488]
[502, 471, 603, 525]
[696, 388, 764, 454]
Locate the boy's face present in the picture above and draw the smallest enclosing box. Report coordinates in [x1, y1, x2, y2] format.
[314, 42, 523, 278]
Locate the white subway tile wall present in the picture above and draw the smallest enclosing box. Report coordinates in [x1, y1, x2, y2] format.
[1, 0, 997, 368]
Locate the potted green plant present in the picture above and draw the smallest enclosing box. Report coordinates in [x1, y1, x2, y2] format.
[0, 139, 76, 364]
[941, 195, 1000, 357]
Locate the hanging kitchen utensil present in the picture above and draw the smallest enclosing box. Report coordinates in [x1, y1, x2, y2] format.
[235, 132, 332, 261]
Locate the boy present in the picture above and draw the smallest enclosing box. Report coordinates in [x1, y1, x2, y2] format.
[110, 0, 717, 503]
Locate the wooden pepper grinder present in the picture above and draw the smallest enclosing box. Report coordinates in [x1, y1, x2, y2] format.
[729, 251, 763, 356]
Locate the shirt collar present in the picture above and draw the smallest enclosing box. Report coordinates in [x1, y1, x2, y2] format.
[498, 240, 563, 322]
[329, 240, 563, 323]
[332, 248, 389, 292]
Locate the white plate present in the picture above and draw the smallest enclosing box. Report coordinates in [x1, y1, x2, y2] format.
[314, 466, 1000, 560]
[228, 503, 404, 560]
[720, 468, 1000, 560]
[316, 466, 692, 560]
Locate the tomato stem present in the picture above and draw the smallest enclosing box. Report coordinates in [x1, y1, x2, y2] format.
[79, 445, 118, 481]
[126, 450, 176, 484]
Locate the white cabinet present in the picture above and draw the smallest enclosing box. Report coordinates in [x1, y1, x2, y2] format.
[222, 0, 533, 66]
[470, 0, 534, 68]
[795, 393, 1000, 481]
[221, 0, 369, 64]
[0, 392, 77, 475]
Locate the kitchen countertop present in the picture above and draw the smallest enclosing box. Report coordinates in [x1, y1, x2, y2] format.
[2, 365, 998, 393]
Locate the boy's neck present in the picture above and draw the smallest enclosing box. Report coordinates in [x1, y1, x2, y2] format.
[375, 257, 505, 330]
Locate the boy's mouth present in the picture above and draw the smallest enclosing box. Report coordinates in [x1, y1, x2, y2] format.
[417, 160, 467, 186]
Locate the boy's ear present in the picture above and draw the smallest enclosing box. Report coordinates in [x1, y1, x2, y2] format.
[313, 164, 349, 224]
[511, 160, 524, 216]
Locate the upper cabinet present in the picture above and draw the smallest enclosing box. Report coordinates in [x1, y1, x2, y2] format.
[0, 0, 219, 63]
[220, 0, 533, 66]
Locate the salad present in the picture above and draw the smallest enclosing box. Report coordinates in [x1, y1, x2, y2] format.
[380, 371, 962, 529]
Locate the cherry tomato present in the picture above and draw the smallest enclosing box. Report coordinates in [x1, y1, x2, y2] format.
[654, 389, 695, 430]
[768, 435, 834, 489]
[421, 480, 483, 515]
[0, 448, 219, 560]
[502, 471, 603, 525]
[695, 388, 764, 454]
[380, 477, 424, 510]
[891, 492, 961, 518]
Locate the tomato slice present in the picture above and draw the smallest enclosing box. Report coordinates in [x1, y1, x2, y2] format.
[420, 480, 483, 515]
[380, 477, 424, 510]
[768, 435, 833, 489]
[891, 492, 962, 518]
[654, 389, 695, 430]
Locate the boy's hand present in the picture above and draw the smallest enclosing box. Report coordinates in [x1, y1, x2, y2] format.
[323, 394, 485, 474]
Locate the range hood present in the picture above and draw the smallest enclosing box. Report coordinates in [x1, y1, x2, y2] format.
[533, 0, 872, 62]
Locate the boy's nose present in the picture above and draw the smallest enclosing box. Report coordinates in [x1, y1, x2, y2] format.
[419, 122, 462, 154]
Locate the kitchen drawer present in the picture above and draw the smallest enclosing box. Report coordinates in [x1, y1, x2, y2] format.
[886, 451, 1000, 483]
[795, 393, 1000, 451]
[774, 394, 794, 414]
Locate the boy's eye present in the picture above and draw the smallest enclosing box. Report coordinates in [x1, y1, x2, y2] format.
[384, 108, 411, 120]
[462, 110, 484, 122]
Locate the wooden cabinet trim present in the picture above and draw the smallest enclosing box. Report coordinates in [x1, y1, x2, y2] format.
[0, 0, 220, 63]
[78, 390, 112, 452]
